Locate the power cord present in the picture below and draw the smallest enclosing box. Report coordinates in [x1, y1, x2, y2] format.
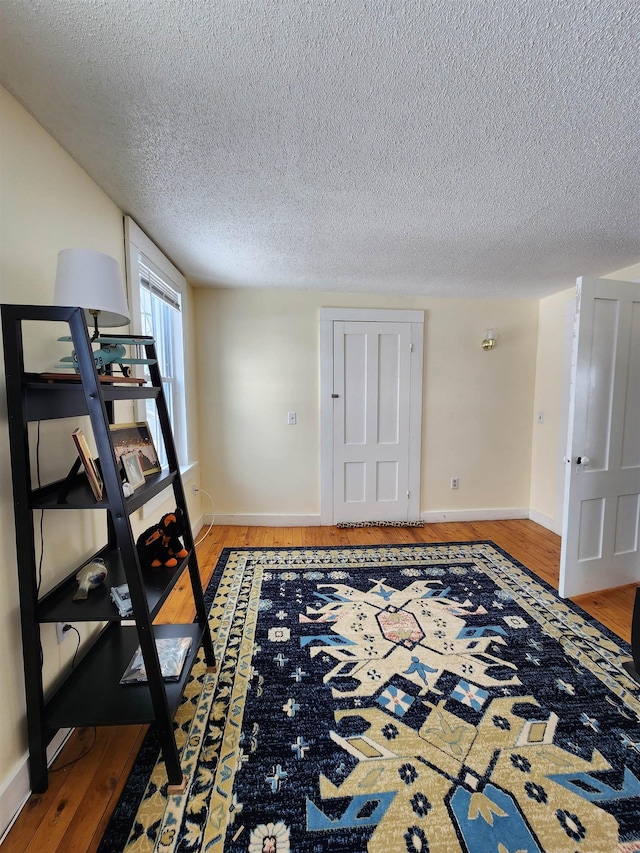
[37, 511, 45, 595]
[48, 627, 97, 771]
[36, 420, 42, 487]
[50, 726, 97, 772]
[193, 487, 215, 546]
[36, 420, 45, 594]
[62, 624, 82, 669]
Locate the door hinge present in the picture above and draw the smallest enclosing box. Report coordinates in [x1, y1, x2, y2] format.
[409, 343, 413, 353]
[407, 490, 410, 498]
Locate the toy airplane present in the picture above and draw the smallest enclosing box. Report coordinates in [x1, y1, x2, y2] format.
[56, 335, 156, 378]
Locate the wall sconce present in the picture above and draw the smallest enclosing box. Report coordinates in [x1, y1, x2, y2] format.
[481, 329, 496, 351]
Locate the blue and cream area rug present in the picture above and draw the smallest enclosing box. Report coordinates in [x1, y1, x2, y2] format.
[99, 542, 640, 853]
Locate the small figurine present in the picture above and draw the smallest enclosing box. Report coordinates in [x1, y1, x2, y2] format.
[73, 558, 108, 601]
[136, 509, 188, 570]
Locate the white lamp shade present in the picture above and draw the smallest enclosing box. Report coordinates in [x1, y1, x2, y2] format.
[54, 248, 130, 327]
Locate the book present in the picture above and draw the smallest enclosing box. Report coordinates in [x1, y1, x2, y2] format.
[110, 583, 133, 618]
[71, 428, 103, 500]
[120, 636, 192, 684]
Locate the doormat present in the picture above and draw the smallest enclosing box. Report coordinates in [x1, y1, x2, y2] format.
[99, 542, 640, 853]
[335, 520, 424, 528]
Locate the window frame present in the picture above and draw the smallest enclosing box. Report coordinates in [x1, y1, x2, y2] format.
[124, 216, 188, 470]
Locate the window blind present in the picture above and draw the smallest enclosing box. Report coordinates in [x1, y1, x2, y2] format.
[139, 254, 181, 312]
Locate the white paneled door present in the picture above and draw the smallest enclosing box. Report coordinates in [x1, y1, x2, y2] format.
[332, 319, 421, 523]
[560, 277, 640, 597]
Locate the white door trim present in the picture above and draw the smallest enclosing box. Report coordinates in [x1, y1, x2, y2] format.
[552, 299, 575, 535]
[320, 307, 424, 525]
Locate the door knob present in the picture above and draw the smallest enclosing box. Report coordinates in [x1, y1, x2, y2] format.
[576, 456, 589, 465]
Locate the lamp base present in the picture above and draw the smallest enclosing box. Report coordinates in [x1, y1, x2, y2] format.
[88, 309, 101, 340]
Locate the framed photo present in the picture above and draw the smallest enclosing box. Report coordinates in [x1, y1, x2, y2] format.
[109, 421, 161, 476]
[71, 428, 104, 500]
[121, 450, 146, 490]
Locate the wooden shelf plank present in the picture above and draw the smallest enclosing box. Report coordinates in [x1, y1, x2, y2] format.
[23, 375, 160, 421]
[31, 469, 176, 512]
[45, 623, 203, 729]
[37, 547, 191, 623]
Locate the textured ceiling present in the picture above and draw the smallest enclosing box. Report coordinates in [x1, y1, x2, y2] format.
[1, 0, 638, 298]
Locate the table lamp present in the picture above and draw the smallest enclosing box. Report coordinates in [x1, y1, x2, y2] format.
[54, 248, 130, 339]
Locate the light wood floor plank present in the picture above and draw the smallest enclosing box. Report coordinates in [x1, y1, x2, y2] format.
[4, 520, 637, 853]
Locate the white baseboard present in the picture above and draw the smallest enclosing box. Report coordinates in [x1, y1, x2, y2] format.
[528, 508, 562, 535]
[191, 512, 205, 535]
[421, 507, 529, 524]
[0, 727, 72, 844]
[206, 513, 321, 527]
[208, 509, 531, 527]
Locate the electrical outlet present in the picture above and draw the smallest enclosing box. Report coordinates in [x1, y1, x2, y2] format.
[192, 483, 199, 495]
[450, 477, 459, 490]
[288, 411, 297, 425]
[56, 622, 70, 644]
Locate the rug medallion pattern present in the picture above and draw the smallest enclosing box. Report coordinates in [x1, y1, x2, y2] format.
[100, 543, 640, 853]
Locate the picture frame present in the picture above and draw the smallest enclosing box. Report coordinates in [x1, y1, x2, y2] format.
[121, 450, 146, 490]
[71, 428, 104, 500]
[109, 421, 161, 476]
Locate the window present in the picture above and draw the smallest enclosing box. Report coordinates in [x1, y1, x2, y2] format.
[124, 217, 188, 468]
[138, 259, 183, 468]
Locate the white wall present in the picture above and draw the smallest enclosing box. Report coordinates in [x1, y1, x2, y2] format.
[420, 298, 538, 518]
[529, 288, 575, 530]
[194, 288, 540, 523]
[0, 87, 202, 834]
[0, 85, 127, 828]
[604, 262, 640, 283]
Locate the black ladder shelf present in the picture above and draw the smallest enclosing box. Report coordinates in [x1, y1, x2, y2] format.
[1, 304, 216, 794]
[622, 589, 640, 686]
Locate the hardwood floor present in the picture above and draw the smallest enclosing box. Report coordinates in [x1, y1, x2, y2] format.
[3, 520, 637, 852]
